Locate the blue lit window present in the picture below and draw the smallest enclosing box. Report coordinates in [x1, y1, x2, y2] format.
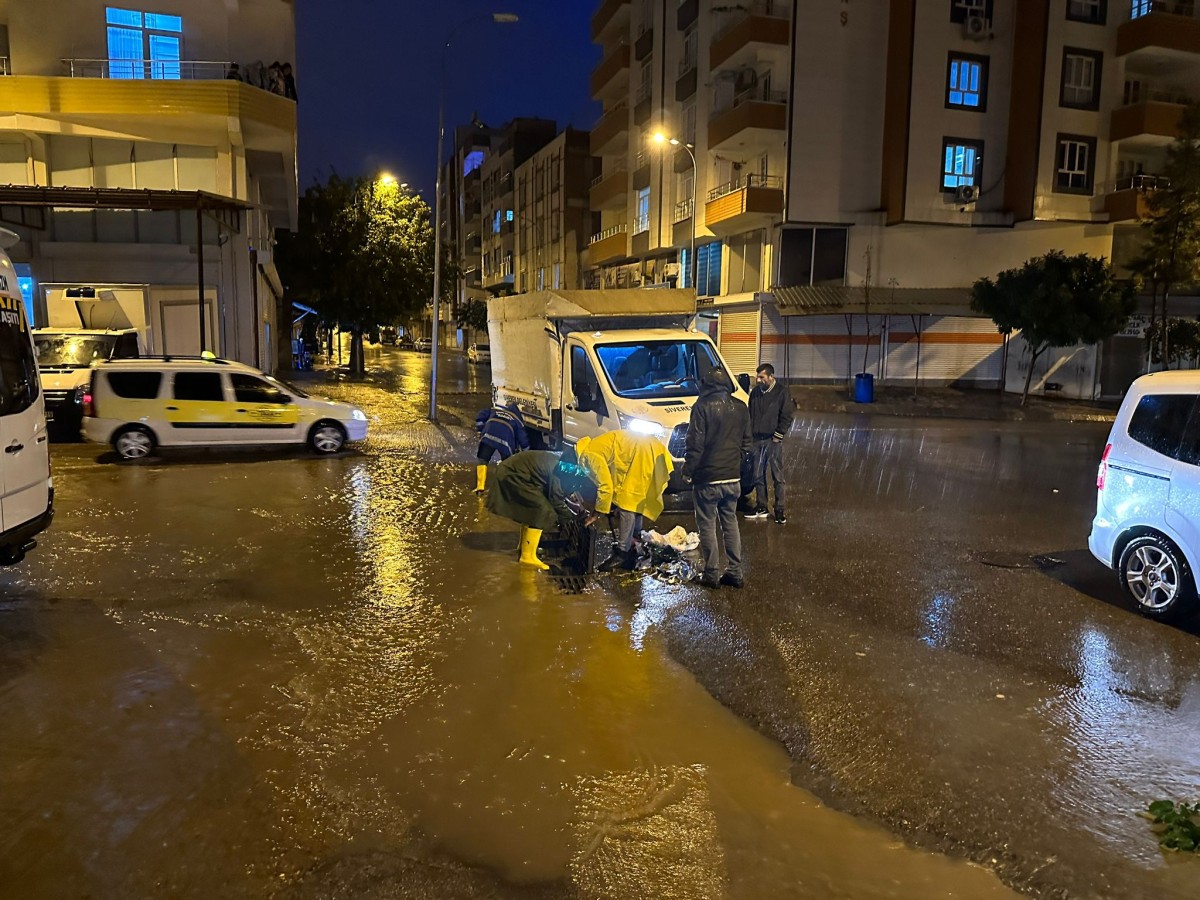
[493, 210, 502, 233]
[941, 138, 983, 191]
[105, 8, 185, 79]
[947, 54, 986, 111]
[1130, 0, 1152, 18]
[505, 209, 513, 222]
[463, 150, 484, 177]
[681, 242, 723, 296]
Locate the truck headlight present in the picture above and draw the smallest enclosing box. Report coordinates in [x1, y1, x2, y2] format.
[619, 414, 664, 437]
[351, 409, 368, 422]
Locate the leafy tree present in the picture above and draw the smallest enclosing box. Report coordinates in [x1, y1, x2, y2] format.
[1146, 318, 1200, 369]
[276, 173, 442, 374]
[455, 298, 489, 336]
[1130, 102, 1200, 366]
[971, 251, 1136, 406]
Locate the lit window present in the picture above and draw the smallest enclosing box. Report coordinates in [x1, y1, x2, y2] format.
[1061, 49, 1102, 110]
[1130, 0, 1153, 18]
[682, 242, 723, 295]
[1055, 134, 1096, 194]
[493, 210, 502, 233]
[634, 187, 650, 234]
[1066, 0, 1105, 24]
[105, 7, 183, 79]
[941, 139, 983, 191]
[463, 150, 484, 177]
[505, 209, 513, 222]
[946, 55, 986, 110]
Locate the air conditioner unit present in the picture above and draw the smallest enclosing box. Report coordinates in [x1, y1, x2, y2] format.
[964, 13, 989, 40]
[663, 262, 681, 277]
[955, 183, 980, 203]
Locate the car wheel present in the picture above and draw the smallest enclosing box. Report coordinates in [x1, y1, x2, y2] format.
[309, 421, 346, 455]
[113, 426, 156, 461]
[1119, 533, 1199, 622]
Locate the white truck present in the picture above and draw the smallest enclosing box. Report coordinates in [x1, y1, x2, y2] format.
[488, 289, 749, 484]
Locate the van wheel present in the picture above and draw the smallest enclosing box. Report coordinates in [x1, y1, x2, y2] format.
[309, 421, 346, 454]
[114, 426, 156, 461]
[1119, 533, 1199, 622]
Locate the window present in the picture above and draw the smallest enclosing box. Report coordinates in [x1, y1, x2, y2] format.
[1128, 394, 1196, 459]
[232, 374, 291, 404]
[949, 0, 992, 23]
[941, 138, 983, 191]
[946, 54, 987, 111]
[553, 262, 562, 290]
[113, 333, 140, 358]
[1061, 49, 1102, 110]
[1130, 0, 1154, 18]
[1067, 0, 1106, 23]
[105, 8, 183, 80]
[681, 241, 722, 295]
[570, 344, 601, 403]
[634, 187, 651, 234]
[682, 100, 697, 145]
[0, 305, 38, 415]
[594, 340, 722, 399]
[493, 210, 502, 234]
[106, 371, 162, 399]
[505, 209, 513, 222]
[638, 58, 653, 103]
[680, 25, 697, 73]
[1054, 134, 1097, 194]
[172, 371, 223, 402]
[778, 228, 848, 288]
[463, 150, 484, 177]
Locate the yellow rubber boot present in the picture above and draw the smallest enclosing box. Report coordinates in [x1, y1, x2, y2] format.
[475, 464, 487, 494]
[518, 526, 550, 571]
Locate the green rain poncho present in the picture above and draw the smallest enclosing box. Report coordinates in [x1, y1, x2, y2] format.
[486, 450, 578, 532]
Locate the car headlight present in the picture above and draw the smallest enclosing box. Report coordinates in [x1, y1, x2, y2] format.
[619, 414, 664, 437]
[351, 409, 367, 422]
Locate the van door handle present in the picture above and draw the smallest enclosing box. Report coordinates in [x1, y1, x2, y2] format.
[5, 442, 23, 454]
[166, 406, 179, 411]
[236, 408, 247, 413]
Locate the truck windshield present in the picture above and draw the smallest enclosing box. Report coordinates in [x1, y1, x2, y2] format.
[35, 334, 118, 368]
[594, 340, 724, 400]
[0, 308, 38, 415]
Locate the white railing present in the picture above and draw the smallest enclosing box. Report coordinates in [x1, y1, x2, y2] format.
[1130, 1, 1199, 19]
[674, 198, 694, 223]
[678, 55, 696, 77]
[1106, 173, 1170, 192]
[62, 58, 234, 80]
[0, 58, 9, 76]
[633, 213, 650, 234]
[713, 85, 788, 116]
[1122, 85, 1193, 105]
[590, 222, 628, 244]
[707, 173, 783, 201]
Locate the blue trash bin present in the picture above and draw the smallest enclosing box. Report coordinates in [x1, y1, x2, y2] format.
[854, 372, 875, 404]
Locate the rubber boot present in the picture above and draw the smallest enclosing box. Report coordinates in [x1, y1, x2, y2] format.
[598, 547, 637, 573]
[475, 464, 487, 494]
[518, 526, 550, 571]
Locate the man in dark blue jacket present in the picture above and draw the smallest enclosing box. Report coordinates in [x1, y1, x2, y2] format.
[474, 403, 529, 493]
[746, 363, 793, 524]
[683, 369, 752, 588]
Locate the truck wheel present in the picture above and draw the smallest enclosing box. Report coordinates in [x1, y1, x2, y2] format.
[309, 421, 346, 454]
[114, 426, 156, 461]
[1119, 533, 1199, 622]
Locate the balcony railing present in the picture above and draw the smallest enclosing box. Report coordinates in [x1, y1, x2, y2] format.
[62, 58, 236, 80]
[590, 223, 628, 244]
[707, 174, 783, 201]
[1106, 173, 1170, 192]
[714, 86, 788, 116]
[674, 198, 694, 223]
[633, 213, 650, 234]
[0, 58, 9, 76]
[1130, 1, 1198, 20]
[678, 55, 697, 77]
[714, 0, 792, 41]
[1124, 84, 1193, 105]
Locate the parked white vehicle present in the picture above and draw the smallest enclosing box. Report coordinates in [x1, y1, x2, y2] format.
[34, 328, 142, 435]
[488, 290, 747, 487]
[83, 357, 369, 460]
[1089, 370, 1200, 622]
[0, 231, 53, 565]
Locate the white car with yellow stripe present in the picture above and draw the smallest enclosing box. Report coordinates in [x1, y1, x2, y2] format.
[82, 356, 368, 460]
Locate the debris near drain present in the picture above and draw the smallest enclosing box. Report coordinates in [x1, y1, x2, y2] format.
[1143, 799, 1200, 852]
[976, 552, 1065, 571]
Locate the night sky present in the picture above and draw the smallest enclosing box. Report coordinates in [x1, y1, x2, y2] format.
[295, 0, 598, 194]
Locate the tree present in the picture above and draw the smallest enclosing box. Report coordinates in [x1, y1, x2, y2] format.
[971, 251, 1136, 406]
[455, 298, 489, 336]
[1130, 102, 1200, 367]
[1146, 317, 1200, 369]
[276, 173, 441, 374]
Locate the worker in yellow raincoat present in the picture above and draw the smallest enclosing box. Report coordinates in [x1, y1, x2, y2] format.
[575, 431, 674, 572]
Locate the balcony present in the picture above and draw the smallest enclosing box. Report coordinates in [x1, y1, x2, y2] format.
[589, 223, 629, 264]
[1105, 174, 1168, 222]
[483, 258, 515, 292]
[590, 167, 629, 210]
[592, 0, 631, 43]
[591, 42, 630, 101]
[676, 56, 697, 101]
[710, 1, 791, 70]
[703, 174, 783, 234]
[708, 88, 787, 153]
[677, 0, 699, 30]
[1118, 2, 1200, 58]
[1110, 97, 1186, 143]
[673, 198, 694, 224]
[590, 101, 629, 155]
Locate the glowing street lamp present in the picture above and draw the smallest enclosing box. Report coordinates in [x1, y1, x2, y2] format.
[652, 130, 697, 293]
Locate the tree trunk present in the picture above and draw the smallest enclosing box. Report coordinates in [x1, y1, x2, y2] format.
[1162, 284, 1173, 369]
[348, 329, 366, 375]
[1021, 345, 1043, 407]
[1147, 280, 1158, 372]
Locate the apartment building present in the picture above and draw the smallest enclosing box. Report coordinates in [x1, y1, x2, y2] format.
[0, 0, 297, 371]
[591, 0, 1196, 399]
[514, 128, 596, 293]
[479, 117, 558, 297]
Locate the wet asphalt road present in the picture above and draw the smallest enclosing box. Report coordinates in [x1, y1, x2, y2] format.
[1, 344, 1197, 899]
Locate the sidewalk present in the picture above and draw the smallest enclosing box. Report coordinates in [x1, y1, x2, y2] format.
[788, 383, 1118, 423]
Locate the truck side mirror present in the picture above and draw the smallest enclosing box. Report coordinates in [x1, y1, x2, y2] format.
[737, 373, 752, 394]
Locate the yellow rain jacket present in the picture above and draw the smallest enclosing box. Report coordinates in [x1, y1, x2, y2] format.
[575, 431, 675, 522]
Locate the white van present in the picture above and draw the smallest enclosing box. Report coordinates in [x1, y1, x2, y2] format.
[34, 327, 142, 435]
[82, 356, 368, 460]
[0, 232, 53, 566]
[1089, 370, 1200, 622]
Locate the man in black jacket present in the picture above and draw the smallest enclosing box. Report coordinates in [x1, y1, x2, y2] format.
[683, 369, 752, 588]
[746, 363, 793, 524]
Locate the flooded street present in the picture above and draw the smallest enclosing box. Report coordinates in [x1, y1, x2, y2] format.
[1, 347, 1197, 898]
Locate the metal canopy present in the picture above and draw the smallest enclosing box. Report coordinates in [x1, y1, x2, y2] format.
[0, 185, 246, 233]
[773, 285, 978, 318]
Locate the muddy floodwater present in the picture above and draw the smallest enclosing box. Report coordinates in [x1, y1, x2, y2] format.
[2, 347, 1198, 898]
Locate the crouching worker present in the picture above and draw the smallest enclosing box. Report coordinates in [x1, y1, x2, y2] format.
[486, 450, 597, 571]
[576, 431, 674, 572]
[474, 402, 529, 493]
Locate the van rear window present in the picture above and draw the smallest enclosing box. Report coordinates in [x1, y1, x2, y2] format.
[106, 371, 162, 399]
[1127, 394, 1196, 460]
[0, 300, 38, 415]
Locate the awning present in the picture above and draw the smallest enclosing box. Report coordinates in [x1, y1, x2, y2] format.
[0, 185, 247, 233]
[773, 285, 978, 317]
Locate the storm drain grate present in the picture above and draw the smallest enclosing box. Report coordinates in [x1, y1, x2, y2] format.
[550, 573, 590, 594]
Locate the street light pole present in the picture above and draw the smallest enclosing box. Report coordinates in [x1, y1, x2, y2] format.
[653, 132, 697, 292]
[430, 12, 519, 423]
